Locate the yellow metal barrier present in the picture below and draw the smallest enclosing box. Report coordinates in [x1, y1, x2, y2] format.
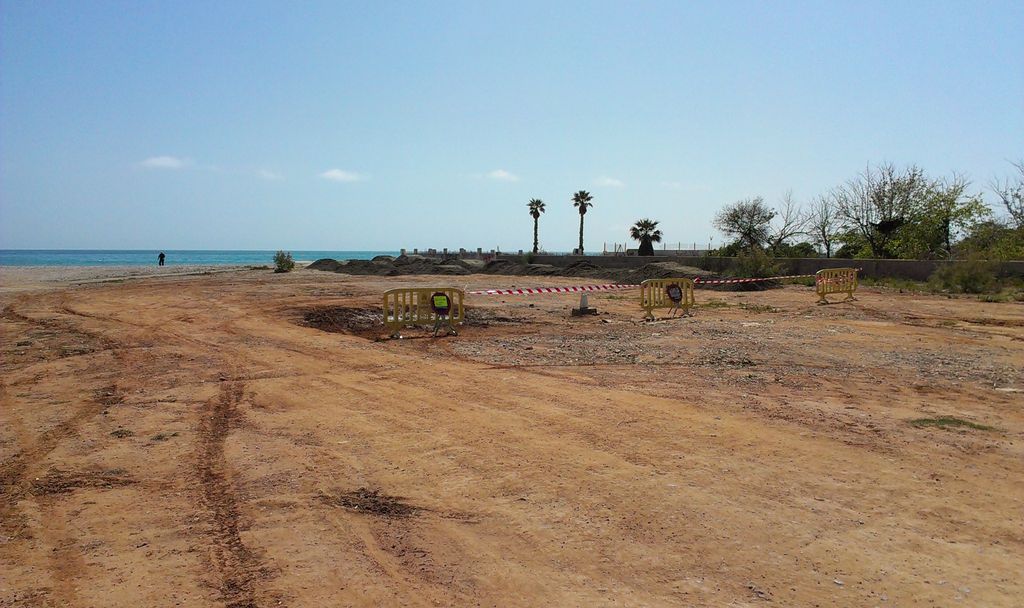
[816, 268, 858, 304]
[641, 278, 695, 320]
[383, 287, 465, 337]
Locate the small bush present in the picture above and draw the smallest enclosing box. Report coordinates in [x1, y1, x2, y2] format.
[928, 257, 998, 294]
[274, 250, 296, 273]
[730, 250, 781, 279]
[859, 276, 929, 293]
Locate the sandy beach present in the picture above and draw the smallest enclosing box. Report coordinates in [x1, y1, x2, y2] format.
[0, 265, 260, 293]
[1, 267, 1022, 607]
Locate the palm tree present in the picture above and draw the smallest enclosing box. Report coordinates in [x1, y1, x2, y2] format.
[572, 190, 594, 254]
[630, 218, 663, 256]
[527, 198, 546, 254]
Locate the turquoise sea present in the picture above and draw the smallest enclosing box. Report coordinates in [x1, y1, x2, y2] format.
[0, 250, 399, 267]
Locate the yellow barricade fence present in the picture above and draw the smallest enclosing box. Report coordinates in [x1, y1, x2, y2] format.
[383, 287, 465, 337]
[815, 268, 858, 304]
[640, 278, 695, 320]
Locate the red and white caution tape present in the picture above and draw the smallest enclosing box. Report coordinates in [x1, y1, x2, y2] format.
[693, 274, 816, 285]
[469, 270, 859, 295]
[468, 283, 639, 296]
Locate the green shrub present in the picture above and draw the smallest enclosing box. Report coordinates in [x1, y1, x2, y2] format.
[928, 257, 998, 293]
[730, 249, 781, 279]
[859, 276, 929, 292]
[273, 250, 296, 273]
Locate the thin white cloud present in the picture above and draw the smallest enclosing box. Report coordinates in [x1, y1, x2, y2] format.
[595, 176, 625, 188]
[486, 169, 519, 182]
[259, 169, 284, 180]
[139, 156, 190, 169]
[320, 169, 366, 182]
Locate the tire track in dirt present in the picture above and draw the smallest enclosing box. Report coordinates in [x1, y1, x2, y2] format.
[196, 380, 269, 608]
[0, 384, 122, 539]
[36, 500, 88, 607]
[1, 304, 119, 352]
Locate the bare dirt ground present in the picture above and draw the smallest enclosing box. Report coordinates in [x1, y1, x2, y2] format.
[1, 268, 1022, 607]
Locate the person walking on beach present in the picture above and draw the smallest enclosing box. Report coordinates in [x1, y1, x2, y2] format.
[158, 252, 165, 266]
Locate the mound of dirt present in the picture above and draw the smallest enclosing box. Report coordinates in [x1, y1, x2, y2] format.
[482, 259, 519, 274]
[521, 264, 559, 275]
[307, 258, 344, 271]
[560, 260, 608, 278]
[391, 254, 423, 265]
[620, 262, 717, 283]
[397, 257, 455, 274]
[304, 256, 762, 287]
[457, 259, 487, 271]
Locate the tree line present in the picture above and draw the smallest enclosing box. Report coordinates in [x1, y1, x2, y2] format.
[714, 161, 1024, 260]
[527, 190, 666, 256]
[527, 190, 595, 254]
[523, 161, 1022, 260]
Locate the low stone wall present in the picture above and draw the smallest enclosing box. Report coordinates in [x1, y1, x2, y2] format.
[509, 255, 1024, 281]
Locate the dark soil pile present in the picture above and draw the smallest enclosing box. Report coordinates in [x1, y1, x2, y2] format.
[300, 306, 383, 338]
[560, 260, 608, 278]
[307, 256, 725, 284]
[620, 262, 716, 283]
[306, 259, 344, 271]
[321, 488, 420, 518]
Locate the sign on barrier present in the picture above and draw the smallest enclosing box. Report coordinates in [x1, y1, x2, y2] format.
[641, 278, 695, 320]
[383, 287, 465, 337]
[816, 268, 858, 304]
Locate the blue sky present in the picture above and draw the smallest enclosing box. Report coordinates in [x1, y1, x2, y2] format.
[1, 1, 1021, 251]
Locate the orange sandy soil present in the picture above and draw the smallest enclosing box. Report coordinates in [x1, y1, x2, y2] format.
[1, 269, 1022, 607]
